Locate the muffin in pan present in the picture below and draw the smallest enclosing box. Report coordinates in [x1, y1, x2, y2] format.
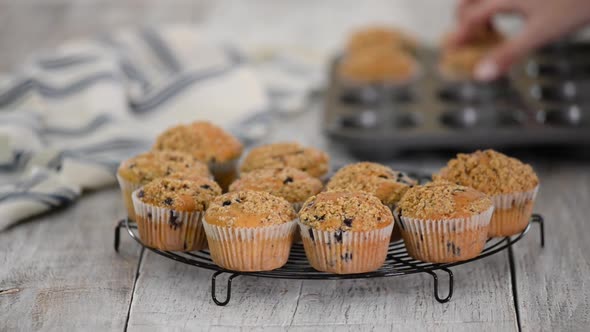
[153, 121, 243, 191]
[434, 149, 539, 237]
[396, 181, 494, 263]
[229, 167, 323, 212]
[117, 150, 211, 220]
[132, 176, 222, 251]
[346, 25, 417, 54]
[325, 162, 417, 241]
[338, 46, 419, 86]
[240, 142, 330, 179]
[298, 191, 394, 274]
[203, 191, 297, 272]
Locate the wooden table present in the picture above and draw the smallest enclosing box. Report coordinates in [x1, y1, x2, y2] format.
[1, 1, 589, 331]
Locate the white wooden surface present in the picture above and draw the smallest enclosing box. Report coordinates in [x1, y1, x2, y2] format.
[1, 1, 590, 331]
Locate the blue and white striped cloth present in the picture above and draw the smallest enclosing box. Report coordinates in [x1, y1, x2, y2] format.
[0, 24, 325, 230]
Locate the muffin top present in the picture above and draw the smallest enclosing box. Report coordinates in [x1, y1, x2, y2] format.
[434, 149, 539, 195]
[346, 25, 416, 54]
[152, 121, 243, 164]
[205, 191, 296, 228]
[229, 167, 323, 204]
[240, 142, 330, 178]
[137, 177, 222, 212]
[326, 162, 417, 206]
[397, 181, 492, 220]
[338, 46, 417, 84]
[299, 191, 393, 232]
[117, 150, 211, 185]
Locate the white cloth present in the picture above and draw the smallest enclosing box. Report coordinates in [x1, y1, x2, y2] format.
[0, 24, 325, 231]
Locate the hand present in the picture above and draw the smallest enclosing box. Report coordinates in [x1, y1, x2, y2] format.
[450, 0, 590, 81]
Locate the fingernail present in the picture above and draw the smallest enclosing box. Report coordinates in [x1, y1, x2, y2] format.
[474, 59, 498, 81]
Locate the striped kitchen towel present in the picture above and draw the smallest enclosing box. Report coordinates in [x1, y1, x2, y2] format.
[0, 24, 325, 231]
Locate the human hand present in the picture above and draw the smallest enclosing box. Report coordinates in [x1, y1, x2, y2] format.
[450, 0, 590, 81]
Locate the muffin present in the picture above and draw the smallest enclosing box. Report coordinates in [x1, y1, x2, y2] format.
[298, 191, 394, 274]
[434, 150, 539, 237]
[346, 25, 417, 54]
[131, 176, 222, 251]
[439, 27, 504, 80]
[229, 167, 323, 211]
[325, 162, 417, 241]
[203, 191, 297, 271]
[240, 142, 330, 179]
[153, 121, 243, 191]
[396, 181, 494, 263]
[117, 150, 211, 220]
[338, 46, 418, 85]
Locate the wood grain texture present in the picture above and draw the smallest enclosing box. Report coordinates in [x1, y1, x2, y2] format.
[0, 188, 140, 331]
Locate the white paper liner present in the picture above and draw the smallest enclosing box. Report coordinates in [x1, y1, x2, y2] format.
[131, 189, 207, 251]
[488, 185, 539, 237]
[298, 222, 394, 274]
[397, 206, 494, 263]
[202, 218, 297, 271]
[116, 173, 142, 221]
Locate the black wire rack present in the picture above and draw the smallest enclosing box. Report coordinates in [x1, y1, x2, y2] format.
[114, 214, 544, 306]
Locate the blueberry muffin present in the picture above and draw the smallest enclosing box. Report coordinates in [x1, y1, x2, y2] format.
[298, 191, 394, 274]
[338, 46, 418, 85]
[229, 167, 323, 211]
[203, 191, 297, 271]
[434, 149, 539, 236]
[117, 150, 211, 220]
[325, 162, 417, 241]
[346, 25, 417, 54]
[132, 176, 221, 251]
[396, 181, 493, 263]
[240, 142, 330, 179]
[153, 121, 243, 191]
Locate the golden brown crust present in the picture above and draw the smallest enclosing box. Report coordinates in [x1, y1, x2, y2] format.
[240, 142, 330, 178]
[346, 25, 416, 54]
[138, 177, 221, 212]
[205, 191, 296, 227]
[398, 181, 492, 220]
[434, 149, 539, 195]
[117, 150, 210, 185]
[325, 162, 417, 206]
[338, 47, 417, 84]
[298, 191, 393, 232]
[152, 121, 243, 163]
[229, 167, 323, 203]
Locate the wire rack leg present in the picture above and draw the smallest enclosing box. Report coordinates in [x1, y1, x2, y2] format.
[114, 219, 126, 252]
[531, 214, 545, 248]
[424, 267, 454, 303]
[211, 271, 241, 306]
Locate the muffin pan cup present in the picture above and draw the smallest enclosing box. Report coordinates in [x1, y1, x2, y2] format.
[202, 218, 298, 272]
[298, 222, 394, 274]
[396, 206, 494, 263]
[488, 186, 539, 237]
[132, 190, 208, 252]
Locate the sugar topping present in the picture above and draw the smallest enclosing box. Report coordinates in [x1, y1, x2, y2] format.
[138, 177, 221, 211]
[326, 162, 417, 206]
[117, 150, 210, 184]
[347, 25, 416, 53]
[205, 191, 296, 227]
[299, 191, 393, 232]
[434, 149, 539, 195]
[397, 181, 492, 220]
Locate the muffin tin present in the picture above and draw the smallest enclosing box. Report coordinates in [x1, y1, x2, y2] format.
[323, 41, 590, 156]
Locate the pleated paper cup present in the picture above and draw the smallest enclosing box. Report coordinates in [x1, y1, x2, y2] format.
[488, 185, 539, 237]
[116, 173, 142, 221]
[202, 219, 298, 272]
[397, 206, 494, 263]
[298, 222, 394, 274]
[209, 159, 239, 192]
[131, 190, 208, 251]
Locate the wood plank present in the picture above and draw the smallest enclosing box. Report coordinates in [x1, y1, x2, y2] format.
[0, 188, 140, 331]
[513, 165, 590, 332]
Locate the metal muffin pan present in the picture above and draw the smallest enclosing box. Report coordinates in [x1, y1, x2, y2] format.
[323, 42, 590, 156]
